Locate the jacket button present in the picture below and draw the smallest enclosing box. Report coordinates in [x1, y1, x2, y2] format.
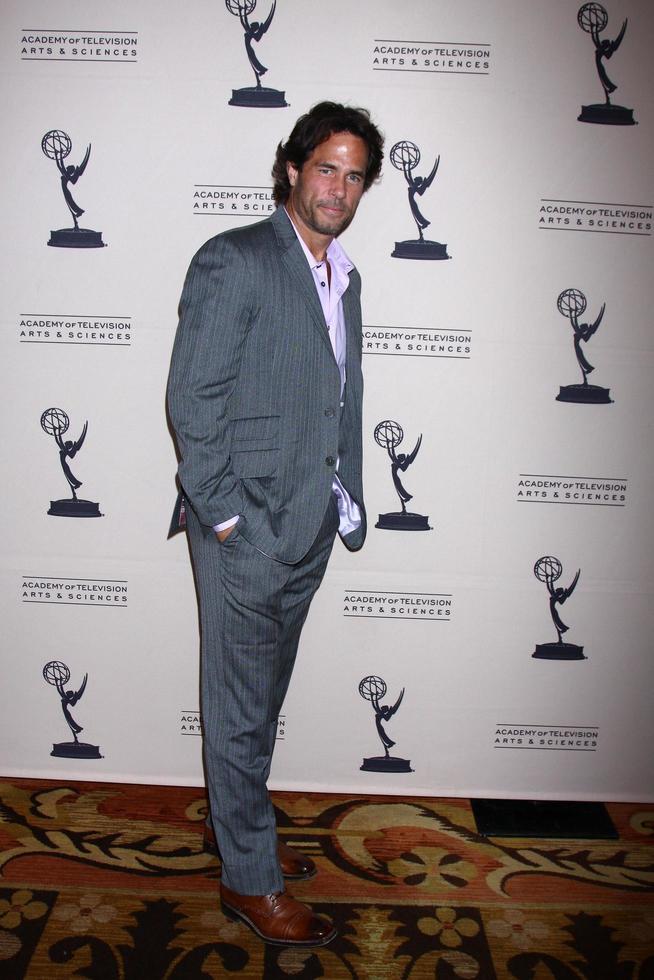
[325, 456, 335, 466]
[324, 408, 335, 417]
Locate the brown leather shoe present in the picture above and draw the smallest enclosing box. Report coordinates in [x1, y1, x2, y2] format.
[203, 825, 317, 880]
[220, 884, 337, 947]
[276, 842, 317, 880]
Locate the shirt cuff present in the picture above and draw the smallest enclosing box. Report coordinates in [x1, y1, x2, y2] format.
[213, 515, 239, 532]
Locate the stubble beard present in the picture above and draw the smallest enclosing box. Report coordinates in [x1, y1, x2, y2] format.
[294, 196, 356, 240]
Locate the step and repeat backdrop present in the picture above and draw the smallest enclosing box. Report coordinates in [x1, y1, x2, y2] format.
[2, 0, 653, 801]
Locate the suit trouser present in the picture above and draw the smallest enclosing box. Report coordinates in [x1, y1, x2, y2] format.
[186, 495, 339, 894]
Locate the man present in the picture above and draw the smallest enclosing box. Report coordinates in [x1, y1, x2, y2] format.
[167, 102, 383, 946]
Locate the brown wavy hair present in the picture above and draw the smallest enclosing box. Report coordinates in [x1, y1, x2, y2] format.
[271, 102, 384, 206]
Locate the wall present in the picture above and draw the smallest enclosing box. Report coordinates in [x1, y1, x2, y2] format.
[2, 0, 652, 801]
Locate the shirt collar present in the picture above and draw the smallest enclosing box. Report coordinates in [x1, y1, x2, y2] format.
[284, 207, 354, 275]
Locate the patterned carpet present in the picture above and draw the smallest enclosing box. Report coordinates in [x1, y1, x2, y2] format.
[0, 779, 652, 978]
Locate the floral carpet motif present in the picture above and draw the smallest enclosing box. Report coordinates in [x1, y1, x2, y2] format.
[0, 779, 652, 978]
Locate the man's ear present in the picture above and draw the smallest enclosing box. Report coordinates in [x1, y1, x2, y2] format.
[286, 161, 298, 187]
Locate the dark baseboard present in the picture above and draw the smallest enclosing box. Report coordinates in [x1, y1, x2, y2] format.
[471, 798, 618, 839]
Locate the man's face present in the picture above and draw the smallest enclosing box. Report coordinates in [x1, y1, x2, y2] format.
[286, 131, 369, 244]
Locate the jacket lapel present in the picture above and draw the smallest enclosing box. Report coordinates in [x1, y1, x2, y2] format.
[342, 283, 362, 404]
[342, 285, 360, 345]
[271, 207, 333, 354]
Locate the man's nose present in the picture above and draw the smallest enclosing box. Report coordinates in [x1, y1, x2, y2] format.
[331, 175, 347, 198]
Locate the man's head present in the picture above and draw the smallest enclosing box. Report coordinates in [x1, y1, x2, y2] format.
[272, 102, 384, 207]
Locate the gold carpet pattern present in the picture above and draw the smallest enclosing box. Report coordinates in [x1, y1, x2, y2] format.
[0, 779, 652, 978]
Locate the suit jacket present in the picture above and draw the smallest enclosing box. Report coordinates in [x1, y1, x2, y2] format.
[167, 206, 366, 564]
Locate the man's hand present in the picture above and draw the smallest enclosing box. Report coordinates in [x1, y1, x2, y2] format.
[216, 524, 236, 543]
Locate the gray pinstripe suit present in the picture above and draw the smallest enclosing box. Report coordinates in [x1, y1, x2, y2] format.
[167, 205, 366, 894]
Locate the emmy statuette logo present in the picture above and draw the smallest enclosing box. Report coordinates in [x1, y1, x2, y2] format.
[225, 0, 288, 107]
[359, 675, 413, 773]
[390, 140, 450, 260]
[577, 3, 636, 125]
[374, 420, 431, 531]
[43, 661, 102, 759]
[532, 556, 586, 661]
[41, 130, 105, 247]
[41, 407, 102, 517]
[556, 289, 612, 404]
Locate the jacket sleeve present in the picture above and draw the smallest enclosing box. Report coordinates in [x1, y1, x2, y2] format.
[167, 233, 254, 528]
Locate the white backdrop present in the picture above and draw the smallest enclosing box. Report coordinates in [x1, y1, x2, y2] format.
[2, 0, 653, 802]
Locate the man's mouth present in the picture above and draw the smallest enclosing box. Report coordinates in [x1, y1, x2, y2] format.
[320, 203, 346, 215]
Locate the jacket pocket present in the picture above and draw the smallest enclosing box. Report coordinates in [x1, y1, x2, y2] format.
[230, 414, 280, 446]
[229, 415, 280, 477]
